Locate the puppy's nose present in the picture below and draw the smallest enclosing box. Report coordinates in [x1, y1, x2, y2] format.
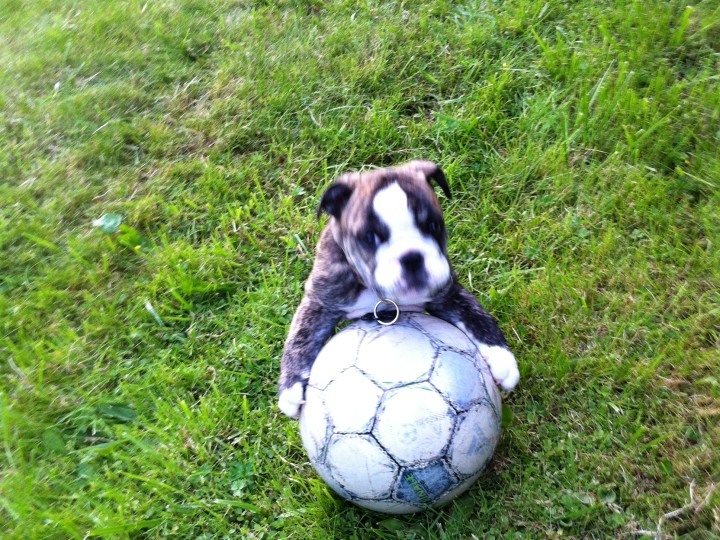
[400, 251, 425, 273]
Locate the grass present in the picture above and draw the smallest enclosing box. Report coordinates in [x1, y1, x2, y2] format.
[1, 0, 719, 537]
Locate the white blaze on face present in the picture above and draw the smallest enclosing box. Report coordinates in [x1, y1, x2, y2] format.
[372, 183, 450, 303]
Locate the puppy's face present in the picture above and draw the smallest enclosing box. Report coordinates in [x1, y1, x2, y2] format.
[318, 161, 452, 305]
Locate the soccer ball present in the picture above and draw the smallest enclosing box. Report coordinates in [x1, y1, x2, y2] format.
[299, 312, 502, 514]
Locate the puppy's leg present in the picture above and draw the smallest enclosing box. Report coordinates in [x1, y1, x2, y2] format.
[278, 297, 342, 418]
[427, 282, 520, 391]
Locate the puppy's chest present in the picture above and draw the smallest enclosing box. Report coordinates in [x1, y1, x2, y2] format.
[341, 288, 425, 320]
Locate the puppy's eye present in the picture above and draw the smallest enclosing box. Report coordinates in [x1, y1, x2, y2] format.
[361, 231, 380, 249]
[425, 219, 442, 235]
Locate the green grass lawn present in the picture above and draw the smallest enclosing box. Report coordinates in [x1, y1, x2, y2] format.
[1, 0, 719, 537]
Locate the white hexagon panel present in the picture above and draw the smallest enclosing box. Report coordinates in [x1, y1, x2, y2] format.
[298, 386, 329, 462]
[355, 325, 436, 389]
[447, 402, 500, 477]
[353, 498, 421, 514]
[323, 367, 383, 433]
[308, 326, 367, 390]
[373, 383, 455, 465]
[324, 434, 399, 500]
[430, 349, 488, 412]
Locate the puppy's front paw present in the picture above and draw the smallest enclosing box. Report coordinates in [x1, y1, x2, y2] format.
[479, 345, 520, 391]
[278, 382, 305, 419]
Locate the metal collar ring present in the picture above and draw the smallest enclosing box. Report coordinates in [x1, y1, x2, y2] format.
[373, 298, 400, 326]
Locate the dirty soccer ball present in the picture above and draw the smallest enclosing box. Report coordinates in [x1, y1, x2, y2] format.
[299, 312, 502, 514]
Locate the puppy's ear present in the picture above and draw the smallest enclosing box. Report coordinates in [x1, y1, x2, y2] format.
[406, 160, 452, 200]
[426, 165, 451, 200]
[317, 183, 353, 219]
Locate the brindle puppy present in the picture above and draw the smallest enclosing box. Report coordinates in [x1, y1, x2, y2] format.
[278, 160, 519, 418]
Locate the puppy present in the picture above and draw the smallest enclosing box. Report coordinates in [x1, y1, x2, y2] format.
[278, 160, 519, 418]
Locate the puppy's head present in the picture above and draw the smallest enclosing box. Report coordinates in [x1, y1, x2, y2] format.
[318, 160, 452, 305]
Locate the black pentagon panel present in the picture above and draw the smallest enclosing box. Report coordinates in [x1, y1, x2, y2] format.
[394, 461, 458, 506]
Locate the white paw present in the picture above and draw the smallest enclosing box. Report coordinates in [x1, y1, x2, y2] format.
[278, 382, 305, 419]
[478, 345, 520, 391]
